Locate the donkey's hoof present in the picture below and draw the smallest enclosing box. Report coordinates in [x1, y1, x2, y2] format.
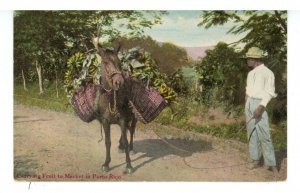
[123, 167, 134, 175]
[102, 165, 110, 172]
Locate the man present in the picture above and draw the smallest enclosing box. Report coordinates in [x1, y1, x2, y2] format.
[245, 47, 279, 177]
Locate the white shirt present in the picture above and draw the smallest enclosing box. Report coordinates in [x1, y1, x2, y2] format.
[246, 64, 277, 107]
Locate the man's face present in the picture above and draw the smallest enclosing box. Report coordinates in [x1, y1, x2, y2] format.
[247, 58, 257, 69]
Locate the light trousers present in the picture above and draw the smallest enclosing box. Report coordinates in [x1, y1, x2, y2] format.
[245, 97, 276, 166]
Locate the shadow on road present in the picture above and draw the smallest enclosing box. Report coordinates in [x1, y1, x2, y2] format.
[111, 138, 213, 172]
[14, 155, 39, 180]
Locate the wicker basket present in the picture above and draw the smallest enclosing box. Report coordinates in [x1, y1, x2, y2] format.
[71, 84, 98, 122]
[71, 79, 167, 124]
[129, 79, 167, 124]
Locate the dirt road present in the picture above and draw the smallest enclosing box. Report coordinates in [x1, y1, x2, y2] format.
[14, 104, 286, 181]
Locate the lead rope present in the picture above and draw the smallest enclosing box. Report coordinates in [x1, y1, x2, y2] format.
[152, 129, 189, 153]
[152, 126, 253, 170]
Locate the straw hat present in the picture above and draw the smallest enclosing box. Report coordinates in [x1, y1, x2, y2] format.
[245, 47, 266, 58]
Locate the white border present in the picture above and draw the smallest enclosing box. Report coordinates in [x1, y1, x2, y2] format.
[1, 1, 300, 192]
[0, 10, 14, 193]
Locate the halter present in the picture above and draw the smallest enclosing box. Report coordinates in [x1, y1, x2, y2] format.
[101, 60, 123, 116]
[103, 68, 121, 82]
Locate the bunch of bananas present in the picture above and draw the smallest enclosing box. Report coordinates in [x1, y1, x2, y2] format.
[158, 83, 177, 102]
[64, 48, 177, 103]
[64, 52, 101, 99]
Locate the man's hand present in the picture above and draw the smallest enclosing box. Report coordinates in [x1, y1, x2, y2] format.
[253, 105, 265, 119]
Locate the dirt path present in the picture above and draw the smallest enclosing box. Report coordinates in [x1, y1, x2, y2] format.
[14, 104, 286, 181]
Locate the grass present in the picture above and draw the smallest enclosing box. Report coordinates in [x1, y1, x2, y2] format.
[14, 82, 287, 152]
[156, 106, 248, 143]
[14, 82, 74, 113]
[155, 98, 287, 152]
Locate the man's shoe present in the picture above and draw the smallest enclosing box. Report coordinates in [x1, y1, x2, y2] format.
[247, 160, 260, 170]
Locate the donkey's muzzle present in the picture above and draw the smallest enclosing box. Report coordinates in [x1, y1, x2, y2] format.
[112, 73, 124, 90]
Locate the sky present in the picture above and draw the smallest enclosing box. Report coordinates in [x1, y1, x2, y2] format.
[144, 10, 246, 47]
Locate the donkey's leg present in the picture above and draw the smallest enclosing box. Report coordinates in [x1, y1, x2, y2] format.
[120, 120, 133, 174]
[118, 135, 125, 153]
[119, 118, 136, 153]
[102, 119, 111, 172]
[129, 118, 137, 154]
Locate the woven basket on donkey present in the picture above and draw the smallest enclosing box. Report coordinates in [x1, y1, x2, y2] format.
[129, 79, 167, 124]
[71, 84, 98, 122]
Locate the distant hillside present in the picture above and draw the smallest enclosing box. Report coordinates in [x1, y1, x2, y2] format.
[183, 46, 214, 60]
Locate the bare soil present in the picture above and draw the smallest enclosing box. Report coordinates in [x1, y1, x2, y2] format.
[189, 107, 242, 125]
[14, 104, 286, 181]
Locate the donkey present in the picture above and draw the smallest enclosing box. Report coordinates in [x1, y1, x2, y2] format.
[94, 46, 137, 174]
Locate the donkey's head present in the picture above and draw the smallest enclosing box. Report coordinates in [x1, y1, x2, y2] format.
[100, 47, 124, 91]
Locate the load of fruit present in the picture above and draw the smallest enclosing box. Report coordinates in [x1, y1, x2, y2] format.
[64, 47, 177, 104]
[119, 47, 177, 104]
[64, 52, 101, 99]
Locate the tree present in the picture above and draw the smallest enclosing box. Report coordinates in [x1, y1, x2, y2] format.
[14, 11, 70, 94]
[157, 42, 189, 74]
[195, 42, 247, 106]
[166, 68, 189, 95]
[14, 11, 166, 94]
[116, 36, 189, 75]
[198, 11, 287, 121]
